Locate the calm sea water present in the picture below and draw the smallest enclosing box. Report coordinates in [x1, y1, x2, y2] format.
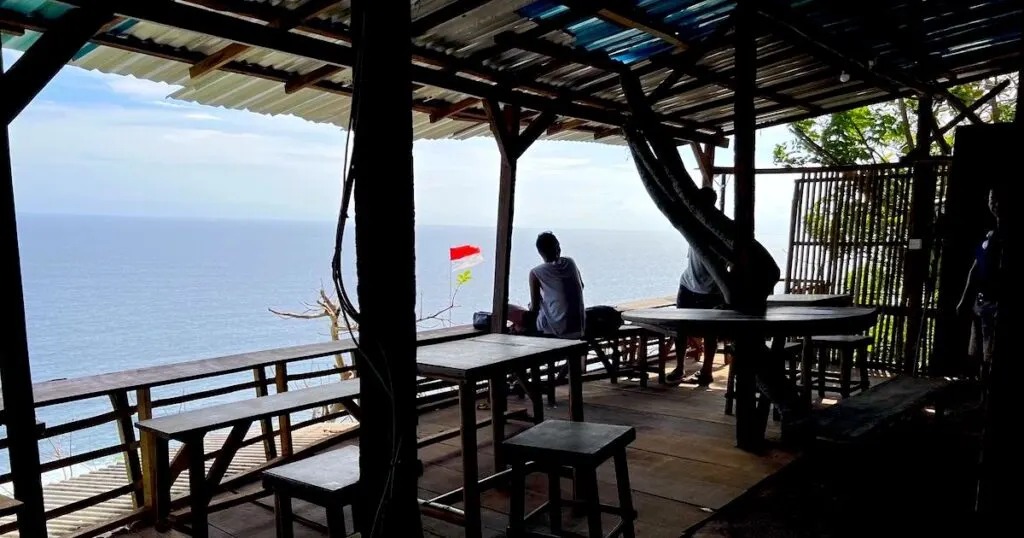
[7, 214, 711, 477]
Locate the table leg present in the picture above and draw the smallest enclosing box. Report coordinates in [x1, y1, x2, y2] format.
[489, 374, 508, 472]
[530, 366, 545, 424]
[732, 338, 759, 451]
[153, 437, 171, 531]
[187, 436, 209, 538]
[458, 381, 482, 538]
[568, 350, 585, 422]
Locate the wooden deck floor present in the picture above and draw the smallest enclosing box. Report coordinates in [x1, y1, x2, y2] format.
[119, 362, 797, 538]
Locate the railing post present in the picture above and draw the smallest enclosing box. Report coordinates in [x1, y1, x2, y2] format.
[274, 362, 293, 456]
[109, 390, 144, 508]
[136, 387, 159, 523]
[252, 367, 278, 461]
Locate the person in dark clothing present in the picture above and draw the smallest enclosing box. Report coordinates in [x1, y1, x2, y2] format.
[666, 187, 724, 386]
[958, 188, 1001, 379]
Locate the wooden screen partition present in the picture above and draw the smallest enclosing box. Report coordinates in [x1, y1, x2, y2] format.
[783, 163, 949, 373]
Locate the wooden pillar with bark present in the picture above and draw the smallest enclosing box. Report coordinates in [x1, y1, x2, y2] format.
[488, 104, 554, 332]
[901, 96, 937, 374]
[732, 2, 756, 243]
[348, 0, 421, 535]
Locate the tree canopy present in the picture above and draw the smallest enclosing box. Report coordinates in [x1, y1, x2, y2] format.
[773, 75, 1019, 166]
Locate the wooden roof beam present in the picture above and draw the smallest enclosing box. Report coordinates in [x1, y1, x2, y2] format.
[410, 0, 496, 37]
[563, 0, 690, 50]
[284, 64, 344, 94]
[188, 0, 340, 80]
[63, 0, 724, 146]
[648, 12, 736, 103]
[429, 97, 481, 123]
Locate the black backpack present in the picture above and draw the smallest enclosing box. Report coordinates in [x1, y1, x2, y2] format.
[584, 305, 623, 338]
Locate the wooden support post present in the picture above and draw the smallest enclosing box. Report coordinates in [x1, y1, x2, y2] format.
[136, 387, 160, 524]
[691, 143, 716, 188]
[486, 104, 554, 333]
[252, 367, 277, 460]
[273, 362, 292, 457]
[109, 390, 144, 508]
[901, 96, 937, 374]
[349, 0, 421, 535]
[489, 101, 520, 333]
[0, 51, 47, 538]
[733, 3, 757, 244]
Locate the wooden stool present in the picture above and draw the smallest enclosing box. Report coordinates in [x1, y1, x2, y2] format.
[811, 335, 872, 399]
[262, 445, 359, 538]
[504, 420, 637, 538]
[725, 341, 802, 415]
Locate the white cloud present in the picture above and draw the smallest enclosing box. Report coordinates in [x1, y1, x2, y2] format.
[105, 76, 179, 101]
[184, 112, 222, 121]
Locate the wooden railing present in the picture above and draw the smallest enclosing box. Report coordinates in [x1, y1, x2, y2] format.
[0, 308, 669, 537]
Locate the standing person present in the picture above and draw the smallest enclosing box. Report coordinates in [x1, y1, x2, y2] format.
[529, 232, 586, 339]
[958, 188, 1001, 380]
[667, 187, 723, 386]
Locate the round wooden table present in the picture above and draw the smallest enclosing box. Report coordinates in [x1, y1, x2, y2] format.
[623, 306, 878, 450]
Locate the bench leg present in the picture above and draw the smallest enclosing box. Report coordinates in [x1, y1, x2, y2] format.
[839, 347, 853, 399]
[507, 462, 526, 537]
[817, 347, 828, 400]
[857, 345, 870, 392]
[459, 381, 483, 538]
[326, 503, 346, 538]
[530, 367, 545, 424]
[724, 360, 736, 416]
[152, 436, 171, 531]
[548, 469, 563, 535]
[614, 451, 636, 538]
[800, 336, 813, 405]
[187, 437, 209, 538]
[583, 468, 603, 538]
[657, 338, 667, 385]
[638, 334, 649, 389]
[275, 493, 294, 538]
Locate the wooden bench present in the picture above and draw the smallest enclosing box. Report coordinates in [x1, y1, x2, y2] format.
[812, 376, 954, 444]
[263, 445, 359, 538]
[136, 379, 362, 538]
[810, 334, 872, 399]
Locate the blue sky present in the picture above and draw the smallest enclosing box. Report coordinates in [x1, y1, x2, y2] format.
[4, 48, 798, 236]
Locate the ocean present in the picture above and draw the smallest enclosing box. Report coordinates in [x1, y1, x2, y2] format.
[6, 213, 788, 478]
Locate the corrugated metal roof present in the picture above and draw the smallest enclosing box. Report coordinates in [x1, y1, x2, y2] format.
[1, 0, 1020, 143]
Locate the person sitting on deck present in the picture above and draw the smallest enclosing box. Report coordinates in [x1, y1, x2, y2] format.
[529, 232, 586, 339]
[667, 187, 724, 386]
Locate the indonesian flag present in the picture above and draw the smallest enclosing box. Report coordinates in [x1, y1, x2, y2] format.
[450, 245, 483, 271]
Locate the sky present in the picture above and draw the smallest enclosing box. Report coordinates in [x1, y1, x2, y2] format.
[4, 48, 798, 237]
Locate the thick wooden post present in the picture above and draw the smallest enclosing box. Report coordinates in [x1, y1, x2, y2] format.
[348, 0, 421, 535]
[0, 52, 48, 538]
[901, 96, 937, 374]
[488, 102, 521, 333]
[733, 2, 756, 243]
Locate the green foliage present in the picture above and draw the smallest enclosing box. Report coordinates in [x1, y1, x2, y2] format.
[456, 269, 473, 286]
[773, 74, 1019, 167]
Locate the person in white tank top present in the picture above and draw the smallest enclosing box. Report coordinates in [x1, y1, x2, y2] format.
[529, 232, 585, 339]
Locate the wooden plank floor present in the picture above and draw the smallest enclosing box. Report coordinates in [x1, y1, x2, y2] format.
[119, 361, 797, 538]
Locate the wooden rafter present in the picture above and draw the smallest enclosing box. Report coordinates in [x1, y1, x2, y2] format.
[563, 0, 690, 50]
[188, 0, 340, 79]
[59, 0, 721, 145]
[0, 6, 115, 125]
[648, 13, 736, 103]
[429, 97, 482, 123]
[284, 64, 343, 94]
[410, 0, 494, 37]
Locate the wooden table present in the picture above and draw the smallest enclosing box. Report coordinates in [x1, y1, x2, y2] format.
[623, 307, 877, 449]
[416, 334, 588, 538]
[766, 293, 853, 307]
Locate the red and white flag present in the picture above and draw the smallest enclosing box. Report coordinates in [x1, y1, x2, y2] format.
[449, 245, 483, 271]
